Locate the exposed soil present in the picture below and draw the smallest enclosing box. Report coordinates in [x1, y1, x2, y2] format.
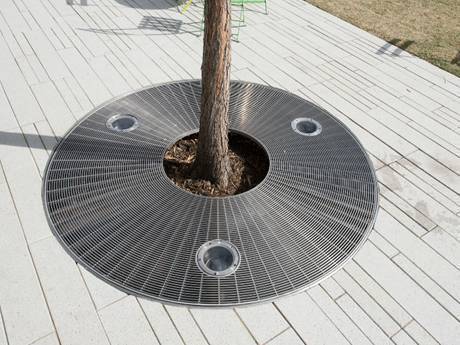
[163, 132, 269, 197]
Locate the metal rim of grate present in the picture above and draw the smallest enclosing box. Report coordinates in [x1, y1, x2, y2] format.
[42, 80, 379, 307]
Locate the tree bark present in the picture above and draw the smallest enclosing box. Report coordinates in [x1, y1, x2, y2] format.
[192, 0, 232, 189]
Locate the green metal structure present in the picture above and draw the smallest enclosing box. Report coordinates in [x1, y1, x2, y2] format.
[195, 0, 268, 41]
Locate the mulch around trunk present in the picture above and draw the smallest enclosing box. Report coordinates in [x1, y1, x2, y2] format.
[163, 132, 269, 197]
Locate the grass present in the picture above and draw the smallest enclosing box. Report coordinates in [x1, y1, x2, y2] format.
[305, 0, 460, 77]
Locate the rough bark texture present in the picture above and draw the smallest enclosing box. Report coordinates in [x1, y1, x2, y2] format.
[192, 0, 232, 189]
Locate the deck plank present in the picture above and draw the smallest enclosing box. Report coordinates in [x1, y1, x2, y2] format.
[377, 166, 460, 240]
[392, 254, 460, 319]
[336, 294, 393, 345]
[355, 242, 460, 345]
[0, 129, 53, 244]
[333, 270, 400, 337]
[276, 293, 350, 345]
[31, 81, 75, 137]
[236, 303, 289, 345]
[0, 308, 7, 345]
[344, 260, 412, 328]
[308, 286, 372, 345]
[29, 333, 60, 345]
[138, 300, 185, 345]
[191, 309, 256, 345]
[99, 297, 160, 345]
[320, 277, 345, 300]
[404, 321, 439, 345]
[0, 180, 55, 345]
[379, 185, 435, 234]
[165, 306, 209, 345]
[79, 267, 126, 311]
[406, 150, 460, 194]
[422, 228, 460, 270]
[30, 238, 110, 345]
[0, 36, 45, 126]
[392, 330, 417, 345]
[266, 328, 304, 345]
[375, 209, 460, 302]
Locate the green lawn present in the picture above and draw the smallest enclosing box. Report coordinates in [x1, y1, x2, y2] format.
[305, 0, 460, 77]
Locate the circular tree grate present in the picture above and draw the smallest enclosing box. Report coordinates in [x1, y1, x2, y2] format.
[43, 80, 379, 307]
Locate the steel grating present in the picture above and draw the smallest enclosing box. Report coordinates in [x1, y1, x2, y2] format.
[43, 80, 379, 307]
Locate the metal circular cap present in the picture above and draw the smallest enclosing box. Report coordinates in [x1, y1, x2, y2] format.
[196, 240, 241, 277]
[43, 80, 379, 307]
[291, 117, 322, 136]
[106, 114, 139, 132]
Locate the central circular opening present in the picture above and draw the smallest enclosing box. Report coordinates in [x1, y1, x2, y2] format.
[107, 114, 139, 132]
[163, 131, 269, 197]
[203, 246, 234, 272]
[291, 118, 322, 136]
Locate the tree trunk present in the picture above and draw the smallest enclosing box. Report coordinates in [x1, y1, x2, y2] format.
[192, 0, 232, 189]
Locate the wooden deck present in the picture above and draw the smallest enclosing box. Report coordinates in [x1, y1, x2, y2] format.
[0, 0, 459, 344]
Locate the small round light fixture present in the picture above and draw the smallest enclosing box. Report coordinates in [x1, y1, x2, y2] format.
[106, 114, 139, 132]
[196, 240, 241, 277]
[291, 118, 322, 136]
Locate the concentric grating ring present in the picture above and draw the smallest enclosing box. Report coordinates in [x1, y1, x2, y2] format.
[43, 80, 379, 307]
